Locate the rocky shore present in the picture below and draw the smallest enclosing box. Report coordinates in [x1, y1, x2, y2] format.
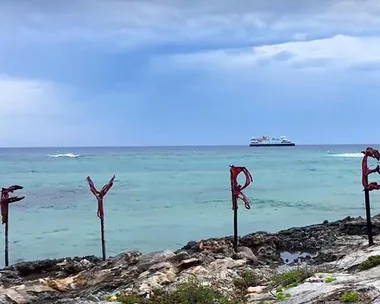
[2, 215, 380, 304]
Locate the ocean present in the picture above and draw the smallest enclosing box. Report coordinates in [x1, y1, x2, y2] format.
[0, 145, 377, 267]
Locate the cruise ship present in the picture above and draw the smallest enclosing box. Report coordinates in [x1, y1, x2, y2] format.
[249, 136, 295, 147]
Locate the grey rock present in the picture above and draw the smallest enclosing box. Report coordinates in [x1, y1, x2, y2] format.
[178, 258, 202, 270]
[0, 295, 16, 304]
[168, 251, 190, 264]
[136, 250, 175, 272]
[148, 262, 173, 272]
[87, 294, 101, 302]
[236, 246, 259, 264]
[2, 215, 380, 304]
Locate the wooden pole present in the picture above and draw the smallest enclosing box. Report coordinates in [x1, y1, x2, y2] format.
[1, 185, 24, 267]
[361, 148, 380, 246]
[232, 196, 238, 253]
[86, 175, 115, 261]
[364, 174, 374, 246]
[100, 216, 106, 260]
[4, 214, 8, 267]
[229, 166, 253, 254]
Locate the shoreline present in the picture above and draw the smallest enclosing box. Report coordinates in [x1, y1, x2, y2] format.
[1, 214, 380, 303]
[3, 213, 373, 269]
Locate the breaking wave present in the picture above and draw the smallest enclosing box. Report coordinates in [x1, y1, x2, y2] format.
[330, 153, 363, 158]
[47, 153, 81, 158]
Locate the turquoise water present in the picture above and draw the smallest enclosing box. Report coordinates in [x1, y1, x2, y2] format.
[0, 145, 378, 267]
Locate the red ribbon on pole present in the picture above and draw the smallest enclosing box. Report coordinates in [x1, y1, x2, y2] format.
[361, 147, 380, 246]
[361, 147, 380, 191]
[1, 185, 24, 266]
[86, 175, 115, 261]
[1, 185, 24, 225]
[230, 165, 253, 210]
[86, 175, 115, 219]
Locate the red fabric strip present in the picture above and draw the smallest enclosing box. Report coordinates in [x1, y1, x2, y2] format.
[230, 165, 253, 210]
[362, 147, 380, 191]
[86, 175, 115, 220]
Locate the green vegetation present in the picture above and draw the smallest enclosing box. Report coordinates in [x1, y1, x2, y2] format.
[233, 268, 260, 289]
[104, 295, 118, 301]
[358, 255, 380, 271]
[104, 277, 243, 304]
[325, 276, 337, 283]
[340, 290, 360, 302]
[104, 266, 339, 304]
[275, 287, 291, 301]
[272, 268, 309, 288]
[269, 267, 324, 301]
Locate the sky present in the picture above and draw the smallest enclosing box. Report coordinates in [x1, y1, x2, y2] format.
[1, 0, 380, 147]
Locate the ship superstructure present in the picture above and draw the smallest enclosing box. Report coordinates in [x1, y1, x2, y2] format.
[249, 136, 295, 147]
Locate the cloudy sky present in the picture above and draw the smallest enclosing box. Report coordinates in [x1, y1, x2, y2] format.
[1, 0, 379, 146]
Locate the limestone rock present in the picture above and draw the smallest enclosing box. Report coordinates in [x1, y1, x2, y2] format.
[236, 246, 259, 264]
[168, 251, 191, 264]
[136, 250, 175, 272]
[0, 295, 17, 304]
[0, 282, 58, 304]
[178, 258, 202, 270]
[2, 215, 380, 303]
[247, 285, 267, 293]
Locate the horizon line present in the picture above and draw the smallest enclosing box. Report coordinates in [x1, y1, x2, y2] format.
[0, 143, 377, 149]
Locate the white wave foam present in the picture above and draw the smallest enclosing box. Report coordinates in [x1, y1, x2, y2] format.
[330, 153, 363, 158]
[47, 153, 81, 158]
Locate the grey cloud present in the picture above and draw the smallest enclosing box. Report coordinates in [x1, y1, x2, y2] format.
[350, 61, 380, 71]
[272, 51, 295, 62]
[255, 51, 295, 67]
[288, 58, 338, 69]
[0, 0, 379, 50]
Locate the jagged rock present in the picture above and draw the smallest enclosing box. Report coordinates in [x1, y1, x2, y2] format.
[236, 246, 259, 264]
[0, 295, 17, 304]
[2, 215, 380, 303]
[168, 251, 191, 263]
[0, 282, 58, 303]
[136, 250, 175, 272]
[178, 258, 202, 270]
[110, 251, 141, 267]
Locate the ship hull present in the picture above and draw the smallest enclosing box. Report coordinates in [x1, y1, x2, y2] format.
[249, 143, 295, 147]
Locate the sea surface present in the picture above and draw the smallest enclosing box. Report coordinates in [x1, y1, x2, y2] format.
[0, 145, 378, 267]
